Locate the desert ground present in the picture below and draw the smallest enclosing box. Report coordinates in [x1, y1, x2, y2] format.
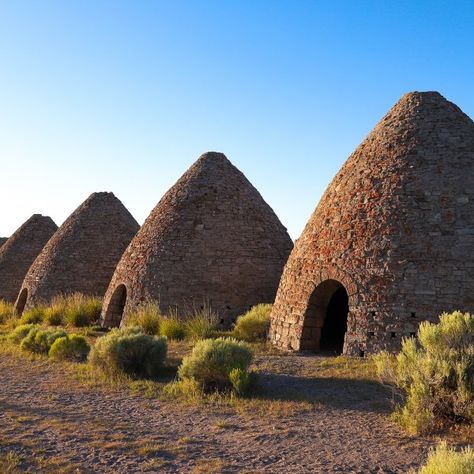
[0, 343, 437, 474]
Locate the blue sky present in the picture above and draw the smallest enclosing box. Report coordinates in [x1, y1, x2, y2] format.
[0, 1, 473, 239]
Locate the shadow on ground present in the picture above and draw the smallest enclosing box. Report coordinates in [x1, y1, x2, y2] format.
[253, 372, 394, 413]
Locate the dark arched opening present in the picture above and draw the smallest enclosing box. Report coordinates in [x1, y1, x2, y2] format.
[300, 279, 348, 355]
[15, 288, 28, 315]
[104, 284, 127, 327]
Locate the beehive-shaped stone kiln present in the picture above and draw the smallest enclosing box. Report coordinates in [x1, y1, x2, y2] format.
[269, 91, 474, 356]
[15, 192, 139, 313]
[101, 152, 293, 328]
[0, 215, 57, 303]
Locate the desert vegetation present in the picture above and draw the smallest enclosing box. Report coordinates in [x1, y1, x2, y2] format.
[375, 311, 474, 435]
[0, 297, 472, 472]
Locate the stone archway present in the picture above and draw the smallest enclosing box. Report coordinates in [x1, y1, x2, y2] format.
[15, 288, 28, 315]
[103, 284, 127, 327]
[300, 279, 349, 354]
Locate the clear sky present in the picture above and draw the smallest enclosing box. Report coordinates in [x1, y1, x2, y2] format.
[0, 1, 473, 239]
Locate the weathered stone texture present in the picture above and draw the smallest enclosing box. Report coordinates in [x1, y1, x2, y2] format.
[0, 238, 7, 248]
[0, 215, 57, 303]
[16, 192, 139, 312]
[101, 152, 293, 327]
[269, 91, 474, 355]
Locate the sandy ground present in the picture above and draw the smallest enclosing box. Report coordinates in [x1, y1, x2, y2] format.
[0, 353, 433, 473]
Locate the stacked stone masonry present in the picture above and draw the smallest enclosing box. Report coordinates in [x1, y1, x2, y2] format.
[16, 192, 139, 312]
[101, 152, 293, 328]
[0, 215, 57, 303]
[269, 91, 474, 356]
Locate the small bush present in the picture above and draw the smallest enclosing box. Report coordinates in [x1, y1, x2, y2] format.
[7, 324, 39, 344]
[184, 306, 219, 341]
[160, 313, 186, 340]
[89, 326, 167, 378]
[229, 367, 252, 396]
[375, 311, 474, 434]
[0, 300, 15, 324]
[415, 442, 474, 474]
[63, 293, 102, 327]
[20, 327, 67, 354]
[233, 304, 272, 342]
[126, 302, 161, 335]
[20, 307, 46, 324]
[49, 334, 90, 362]
[178, 337, 253, 393]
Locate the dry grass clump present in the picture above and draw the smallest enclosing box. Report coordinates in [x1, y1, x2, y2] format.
[63, 293, 102, 327]
[126, 301, 161, 335]
[89, 326, 167, 378]
[413, 442, 474, 474]
[375, 311, 474, 434]
[232, 304, 272, 342]
[184, 305, 219, 341]
[0, 300, 15, 325]
[19, 306, 46, 325]
[160, 310, 186, 341]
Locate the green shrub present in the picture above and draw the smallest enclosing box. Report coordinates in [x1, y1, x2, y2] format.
[64, 293, 102, 327]
[7, 324, 39, 344]
[184, 306, 219, 341]
[89, 326, 167, 378]
[49, 335, 90, 362]
[375, 311, 474, 434]
[20, 327, 67, 354]
[415, 442, 474, 474]
[160, 314, 186, 340]
[229, 367, 252, 396]
[178, 337, 253, 393]
[20, 307, 46, 324]
[0, 300, 15, 324]
[233, 304, 272, 342]
[126, 302, 161, 335]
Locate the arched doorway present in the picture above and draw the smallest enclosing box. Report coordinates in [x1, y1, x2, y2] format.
[15, 288, 28, 315]
[300, 279, 348, 354]
[104, 284, 127, 327]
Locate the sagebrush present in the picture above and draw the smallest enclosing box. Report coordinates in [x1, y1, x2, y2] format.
[49, 334, 90, 361]
[178, 337, 253, 394]
[375, 311, 474, 434]
[414, 442, 474, 474]
[89, 326, 167, 377]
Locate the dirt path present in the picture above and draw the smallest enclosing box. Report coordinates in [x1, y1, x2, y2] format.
[0, 354, 433, 473]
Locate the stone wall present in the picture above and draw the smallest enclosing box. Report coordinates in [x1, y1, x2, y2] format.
[0, 215, 57, 303]
[269, 92, 474, 356]
[101, 152, 293, 328]
[16, 192, 139, 312]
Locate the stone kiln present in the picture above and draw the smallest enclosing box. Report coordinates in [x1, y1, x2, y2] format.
[269, 91, 474, 356]
[15, 192, 139, 313]
[101, 152, 293, 328]
[0, 215, 57, 303]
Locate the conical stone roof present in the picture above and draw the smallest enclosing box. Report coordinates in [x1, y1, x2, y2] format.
[0, 215, 57, 303]
[101, 152, 293, 327]
[269, 91, 474, 356]
[16, 192, 139, 312]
